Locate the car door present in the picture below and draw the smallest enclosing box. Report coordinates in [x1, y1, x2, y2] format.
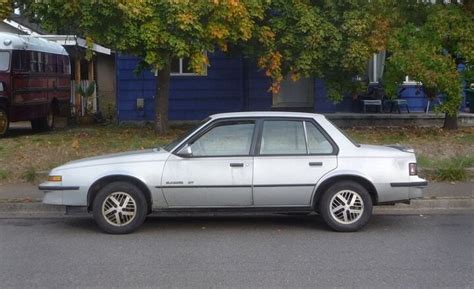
[161, 119, 256, 207]
[253, 118, 338, 206]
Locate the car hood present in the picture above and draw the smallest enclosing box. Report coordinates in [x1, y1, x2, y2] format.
[56, 148, 170, 170]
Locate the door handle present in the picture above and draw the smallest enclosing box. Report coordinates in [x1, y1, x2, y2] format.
[230, 163, 244, 167]
[309, 162, 323, 167]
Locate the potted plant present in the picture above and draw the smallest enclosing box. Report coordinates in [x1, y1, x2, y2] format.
[76, 81, 96, 124]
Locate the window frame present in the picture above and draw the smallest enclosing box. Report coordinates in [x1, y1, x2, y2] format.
[170, 53, 208, 77]
[254, 117, 339, 157]
[172, 116, 339, 158]
[173, 118, 258, 158]
[258, 119, 308, 156]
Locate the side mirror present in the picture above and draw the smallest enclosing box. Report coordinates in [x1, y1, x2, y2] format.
[0, 81, 4, 92]
[176, 144, 193, 158]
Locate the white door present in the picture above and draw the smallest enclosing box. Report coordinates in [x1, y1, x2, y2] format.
[162, 120, 256, 207]
[253, 119, 337, 206]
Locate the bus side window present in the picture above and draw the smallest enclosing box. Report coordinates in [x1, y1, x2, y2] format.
[57, 56, 64, 73]
[46, 54, 55, 73]
[12, 51, 29, 71]
[30, 51, 38, 72]
[64, 56, 70, 74]
[38, 52, 45, 72]
[12, 51, 20, 70]
[21, 51, 29, 71]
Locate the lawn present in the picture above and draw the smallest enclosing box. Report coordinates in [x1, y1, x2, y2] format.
[0, 123, 473, 184]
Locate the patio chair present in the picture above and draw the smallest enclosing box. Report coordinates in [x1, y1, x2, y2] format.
[360, 85, 384, 113]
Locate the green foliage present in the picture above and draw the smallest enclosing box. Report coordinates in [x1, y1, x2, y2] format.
[22, 166, 37, 183]
[0, 169, 9, 181]
[383, 4, 473, 117]
[75, 81, 96, 99]
[0, 0, 12, 20]
[19, 0, 266, 73]
[17, 0, 473, 125]
[18, 0, 267, 133]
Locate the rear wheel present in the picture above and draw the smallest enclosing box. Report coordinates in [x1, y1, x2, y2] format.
[318, 181, 373, 232]
[92, 182, 148, 234]
[31, 108, 54, 132]
[0, 106, 9, 137]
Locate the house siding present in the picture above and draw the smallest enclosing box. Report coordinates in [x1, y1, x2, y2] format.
[116, 53, 465, 121]
[116, 52, 274, 122]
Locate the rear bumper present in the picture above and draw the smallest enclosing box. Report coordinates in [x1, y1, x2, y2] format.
[376, 177, 427, 204]
[390, 181, 428, 188]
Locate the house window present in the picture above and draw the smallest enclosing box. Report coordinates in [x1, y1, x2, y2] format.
[403, 76, 422, 85]
[170, 57, 207, 76]
[367, 52, 386, 84]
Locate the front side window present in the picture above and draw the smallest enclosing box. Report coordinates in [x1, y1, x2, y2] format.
[260, 120, 306, 155]
[190, 121, 255, 157]
[0, 51, 10, 71]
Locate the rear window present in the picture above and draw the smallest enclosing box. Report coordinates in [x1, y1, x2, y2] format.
[0, 51, 10, 71]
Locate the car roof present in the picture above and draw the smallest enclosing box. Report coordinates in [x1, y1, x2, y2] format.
[210, 111, 326, 120]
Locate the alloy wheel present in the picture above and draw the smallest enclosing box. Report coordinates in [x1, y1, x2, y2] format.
[102, 192, 137, 226]
[329, 189, 364, 224]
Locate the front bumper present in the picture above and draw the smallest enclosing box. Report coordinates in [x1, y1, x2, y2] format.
[39, 183, 87, 206]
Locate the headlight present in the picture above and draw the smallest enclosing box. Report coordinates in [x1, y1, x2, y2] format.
[48, 175, 62, 182]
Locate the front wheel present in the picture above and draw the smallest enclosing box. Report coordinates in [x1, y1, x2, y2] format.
[92, 182, 148, 234]
[318, 181, 373, 232]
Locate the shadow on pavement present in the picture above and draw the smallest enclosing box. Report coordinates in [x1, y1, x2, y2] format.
[57, 214, 330, 234]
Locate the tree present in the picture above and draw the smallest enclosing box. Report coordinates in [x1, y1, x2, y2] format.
[246, 0, 472, 130]
[383, 2, 474, 129]
[20, 0, 266, 134]
[0, 0, 12, 20]
[240, 0, 394, 101]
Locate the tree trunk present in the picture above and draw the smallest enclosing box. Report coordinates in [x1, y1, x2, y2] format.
[155, 63, 171, 135]
[443, 113, 458, 130]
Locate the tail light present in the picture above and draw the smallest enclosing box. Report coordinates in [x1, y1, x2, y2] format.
[409, 163, 417, 176]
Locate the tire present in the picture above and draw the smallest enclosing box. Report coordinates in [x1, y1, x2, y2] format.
[31, 108, 54, 132]
[0, 106, 9, 138]
[318, 181, 373, 232]
[92, 181, 148, 234]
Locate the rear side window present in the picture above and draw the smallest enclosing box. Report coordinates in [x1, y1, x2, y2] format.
[260, 120, 306, 155]
[305, 121, 334, 154]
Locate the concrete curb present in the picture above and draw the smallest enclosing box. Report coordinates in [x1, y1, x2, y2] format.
[374, 197, 473, 215]
[0, 197, 471, 218]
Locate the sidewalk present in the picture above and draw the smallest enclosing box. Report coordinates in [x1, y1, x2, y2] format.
[0, 181, 472, 216]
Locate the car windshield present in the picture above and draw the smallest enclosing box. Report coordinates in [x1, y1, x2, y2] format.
[162, 117, 211, 152]
[0, 51, 10, 71]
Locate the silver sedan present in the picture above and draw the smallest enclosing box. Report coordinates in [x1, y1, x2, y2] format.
[39, 112, 427, 234]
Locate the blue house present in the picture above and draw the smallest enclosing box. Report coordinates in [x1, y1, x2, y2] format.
[116, 52, 437, 122]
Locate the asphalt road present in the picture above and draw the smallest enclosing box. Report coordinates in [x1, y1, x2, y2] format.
[0, 214, 472, 289]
